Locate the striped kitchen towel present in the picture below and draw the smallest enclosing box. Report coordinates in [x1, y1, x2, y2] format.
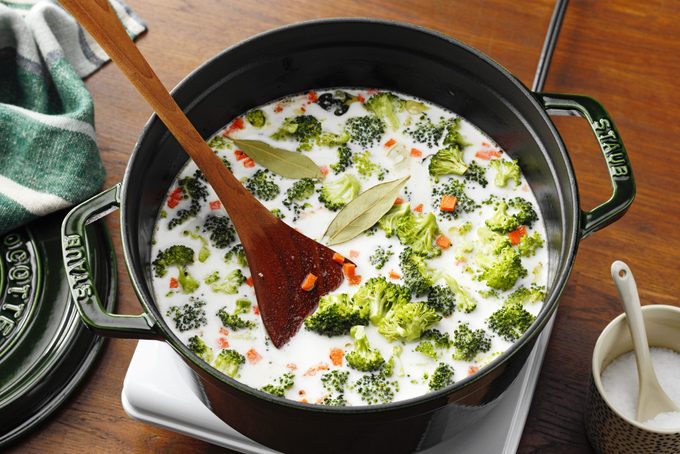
[0, 0, 146, 233]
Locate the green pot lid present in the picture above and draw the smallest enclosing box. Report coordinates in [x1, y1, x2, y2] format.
[0, 210, 116, 446]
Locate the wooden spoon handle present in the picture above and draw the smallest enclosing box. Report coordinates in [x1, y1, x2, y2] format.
[59, 0, 250, 204]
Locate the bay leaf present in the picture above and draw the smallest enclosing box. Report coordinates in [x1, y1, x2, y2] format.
[325, 175, 411, 245]
[230, 138, 323, 179]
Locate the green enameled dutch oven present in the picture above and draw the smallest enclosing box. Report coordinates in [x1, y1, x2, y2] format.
[60, 19, 635, 453]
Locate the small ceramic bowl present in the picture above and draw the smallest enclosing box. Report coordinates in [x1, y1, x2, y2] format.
[585, 304, 680, 453]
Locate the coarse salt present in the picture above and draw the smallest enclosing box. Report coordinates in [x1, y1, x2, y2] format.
[601, 347, 680, 430]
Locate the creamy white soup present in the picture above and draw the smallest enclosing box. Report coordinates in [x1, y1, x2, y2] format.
[151, 89, 548, 406]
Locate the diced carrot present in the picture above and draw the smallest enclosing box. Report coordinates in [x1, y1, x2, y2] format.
[410, 148, 423, 158]
[508, 225, 527, 246]
[388, 270, 401, 280]
[332, 252, 345, 264]
[234, 149, 247, 160]
[209, 200, 222, 210]
[439, 195, 458, 212]
[299, 398, 309, 403]
[243, 157, 255, 168]
[384, 138, 397, 148]
[320, 165, 330, 176]
[468, 366, 480, 376]
[219, 326, 229, 336]
[315, 396, 328, 404]
[226, 117, 245, 133]
[167, 197, 180, 209]
[330, 348, 344, 366]
[286, 363, 298, 370]
[253, 305, 260, 315]
[414, 204, 424, 213]
[307, 91, 318, 103]
[343, 263, 356, 279]
[522, 184, 529, 192]
[167, 187, 183, 208]
[350, 250, 359, 259]
[357, 94, 366, 103]
[300, 106, 306, 113]
[436, 234, 452, 249]
[246, 348, 262, 364]
[217, 337, 229, 349]
[274, 104, 283, 113]
[475, 150, 502, 160]
[481, 142, 490, 147]
[304, 363, 330, 376]
[169, 277, 179, 289]
[348, 275, 362, 286]
[301, 273, 318, 291]
[246, 276, 254, 287]
[394, 197, 404, 205]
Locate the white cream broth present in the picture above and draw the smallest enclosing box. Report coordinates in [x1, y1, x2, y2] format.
[151, 89, 548, 406]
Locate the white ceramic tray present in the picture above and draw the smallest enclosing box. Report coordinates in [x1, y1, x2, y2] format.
[122, 315, 554, 453]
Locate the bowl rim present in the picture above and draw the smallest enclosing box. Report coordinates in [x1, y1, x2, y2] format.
[592, 304, 680, 434]
[120, 17, 581, 414]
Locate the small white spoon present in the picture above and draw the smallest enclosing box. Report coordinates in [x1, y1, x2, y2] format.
[611, 260, 680, 422]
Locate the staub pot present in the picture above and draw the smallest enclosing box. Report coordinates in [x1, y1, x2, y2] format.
[61, 20, 634, 453]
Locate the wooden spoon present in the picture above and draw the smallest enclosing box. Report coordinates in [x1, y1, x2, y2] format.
[60, 0, 346, 348]
[611, 260, 680, 422]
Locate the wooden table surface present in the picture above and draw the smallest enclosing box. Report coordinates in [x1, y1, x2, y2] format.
[8, 0, 680, 452]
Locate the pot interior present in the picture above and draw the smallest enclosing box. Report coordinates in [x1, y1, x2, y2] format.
[122, 19, 579, 379]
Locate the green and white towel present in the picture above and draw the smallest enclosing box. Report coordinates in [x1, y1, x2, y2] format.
[0, 0, 146, 233]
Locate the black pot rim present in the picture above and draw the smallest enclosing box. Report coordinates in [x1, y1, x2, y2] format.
[120, 17, 580, 415]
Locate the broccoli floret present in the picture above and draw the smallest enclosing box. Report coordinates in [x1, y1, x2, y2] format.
[270, 208, 285, 219]
[271, 115, 322, 151]
[426, 285, 456, 317]
[304, 293, 369, 336]
[182, 228, 210, 262]
[188, 335, 214, 363]
[206, 269, 246, 294]
[415, 341, 438, 359]
[404, 114, 448, 148]
[152, 245, 194, 278]
[369, 246, 393, 270]
[321, 370, 350, 394]
[217, 303, 256, 330]
[464, 161, 488, 187]
[354, 150, 386, 180]
[224, 244, 247, 267]
[317, 90, 356, 116]
[432, 179, 480, 220]
[476, 235, 527, 291]
[330, 144, 353, 174]
[166, 297, 206, 332]
[485, 200, 520, 234]
[429, 363, 455, 391]
[245, 169, 280, 202]
[378, 301, 441, 342]
[352, 372, 398, 404]
[207, 135, 229, 149]
[168, 170, 209, 229]
[396, 212, 442, 258]
[378, 203, 413, 238]
[442, 118, 469, 149]
[517, 231, 544, 257]
[399, 247, 438, 296]
[352, 277, 411, 325]
[213, 349, 245, 378]
[507, 197, 539, 227]
[321, 395, 347, 406]
[178, 267, 200, 293]
[346, 115, 386, 148]
[452, 322, 492, 361]
[364, 92, 405, 130]
[490, 159, 521, 187]
[234, 298, 252, 315]
[318, 174, 361, 211]
[285, 178, 317, 202]
[506, 284, 546, 305]
[202, 215, 236, 248]
[316, 131, 350, 147]
[261, 372, 296, 397]
[345, 325, 385, 372]
[429, 145, 468, 180]
[383, 344, 404, 377]
[443, 275, 477, 313]
[246, 109, 266, 128]
[487, 302, 536, 341]
[422, 329, 453, 349]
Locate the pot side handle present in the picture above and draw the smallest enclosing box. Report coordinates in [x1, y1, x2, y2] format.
[61, 184, 160, 339]
[536, 93, 636, 238]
